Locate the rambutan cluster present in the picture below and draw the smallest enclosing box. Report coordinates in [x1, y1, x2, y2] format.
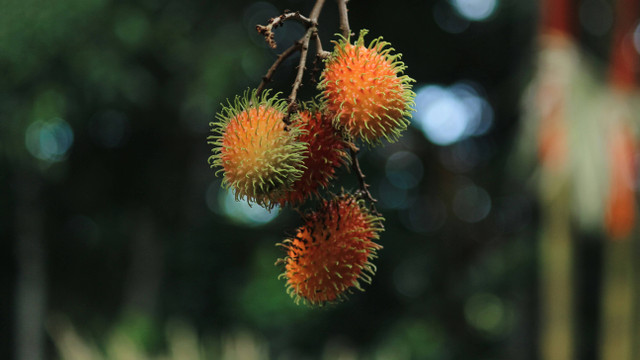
[207, 18, 414, 305]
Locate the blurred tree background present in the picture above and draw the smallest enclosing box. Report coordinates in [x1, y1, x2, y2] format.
[2, 0, 639, 359]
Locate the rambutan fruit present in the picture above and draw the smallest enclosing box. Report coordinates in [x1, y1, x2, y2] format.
[207, 90, 308, 209]
[277, 194, 384, 305]
[277, 109, 350, 206]
[319, 29, 415, 144]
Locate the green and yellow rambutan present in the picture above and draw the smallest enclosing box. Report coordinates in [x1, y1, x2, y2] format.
[207, 90, 308, 209]
[277, 193, 384, 306]
[277, 108, 350, 206]
[319, 29, 415, 144]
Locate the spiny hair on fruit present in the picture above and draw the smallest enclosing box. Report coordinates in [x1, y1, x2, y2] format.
[319, 29, 416, 145]
[277, 193, 384, 306]
[207, 89, 309, 209]
[277, 105, 350, 206]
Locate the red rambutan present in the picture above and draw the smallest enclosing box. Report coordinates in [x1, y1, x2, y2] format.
[319, 29, 415, 144]
[277, 194, 384, 305]
[277, 109, 350, 206]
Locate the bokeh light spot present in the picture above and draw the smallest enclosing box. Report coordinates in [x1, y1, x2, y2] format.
[244, 2, 279, 47]
[453, 184, 491, 223]
[464, 293, 506, 335]
[113, 8, 150, 47]
[634, 22, 640, 55]
[379, 179, 411, 210]
[413, 83, 493, 146]
[385, 151, 424, 189]
[452, 83, 493, 137]
[220, 189, 278, 226]
[439, 139, 481, 173]
[394, 257, 429, 298]
[451, 0, 498, 21]
[25, 118, 74, 162]
[433, 2, 469, 34]
[205, 181, 222, 215]
[400, 195, 447, 233]
[414, 86, 466, 145]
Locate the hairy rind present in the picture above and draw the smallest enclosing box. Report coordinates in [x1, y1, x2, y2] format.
[207, 89, 308, 209]
[276, 193, 384, 306]
[277, 104, 352, 206]
[318, 29, 416, 145]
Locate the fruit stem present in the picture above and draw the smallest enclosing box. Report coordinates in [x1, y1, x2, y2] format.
[285, 0, 327, 120]
[348, 142, 377, 205]
[254, 0, 328, 120]
[309, 0, 326, 23]
[286, 27, 315, 122]
[313, 29, 330, 59]
[337, 0, 351, 38]
[256, 11, 314, 49]
[256, 43, 301, 97]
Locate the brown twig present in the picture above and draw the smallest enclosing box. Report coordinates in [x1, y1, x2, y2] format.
[313, 29, 330, 59]
[309, 0, 327, 23]
[284, 0, 327, 121]
[255, 0, 328, 123]
[309, 30, 329, 86]
[348, 143, 376, 204]
[285, 28, 314, 120]
[309, 56, 324, 87]
[256, 43, 300, 97]
[256, 11, 314, 49]
[337, 0, 351, 38]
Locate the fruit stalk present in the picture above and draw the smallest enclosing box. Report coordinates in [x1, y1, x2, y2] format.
[337, 0, 350, 38]
[336, 0, 378, 206]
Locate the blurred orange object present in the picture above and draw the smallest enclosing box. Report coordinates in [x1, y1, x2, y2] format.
[604, 123, 637, 239]
[533, 35, 574, 172]
[604, 0, 639, 240]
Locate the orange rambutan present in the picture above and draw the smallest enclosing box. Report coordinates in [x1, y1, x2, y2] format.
[277, 194, 384, 305]
[277, 109, 350, 206]
[207, 90, 308, 209]
[319, 29, 415, 144]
